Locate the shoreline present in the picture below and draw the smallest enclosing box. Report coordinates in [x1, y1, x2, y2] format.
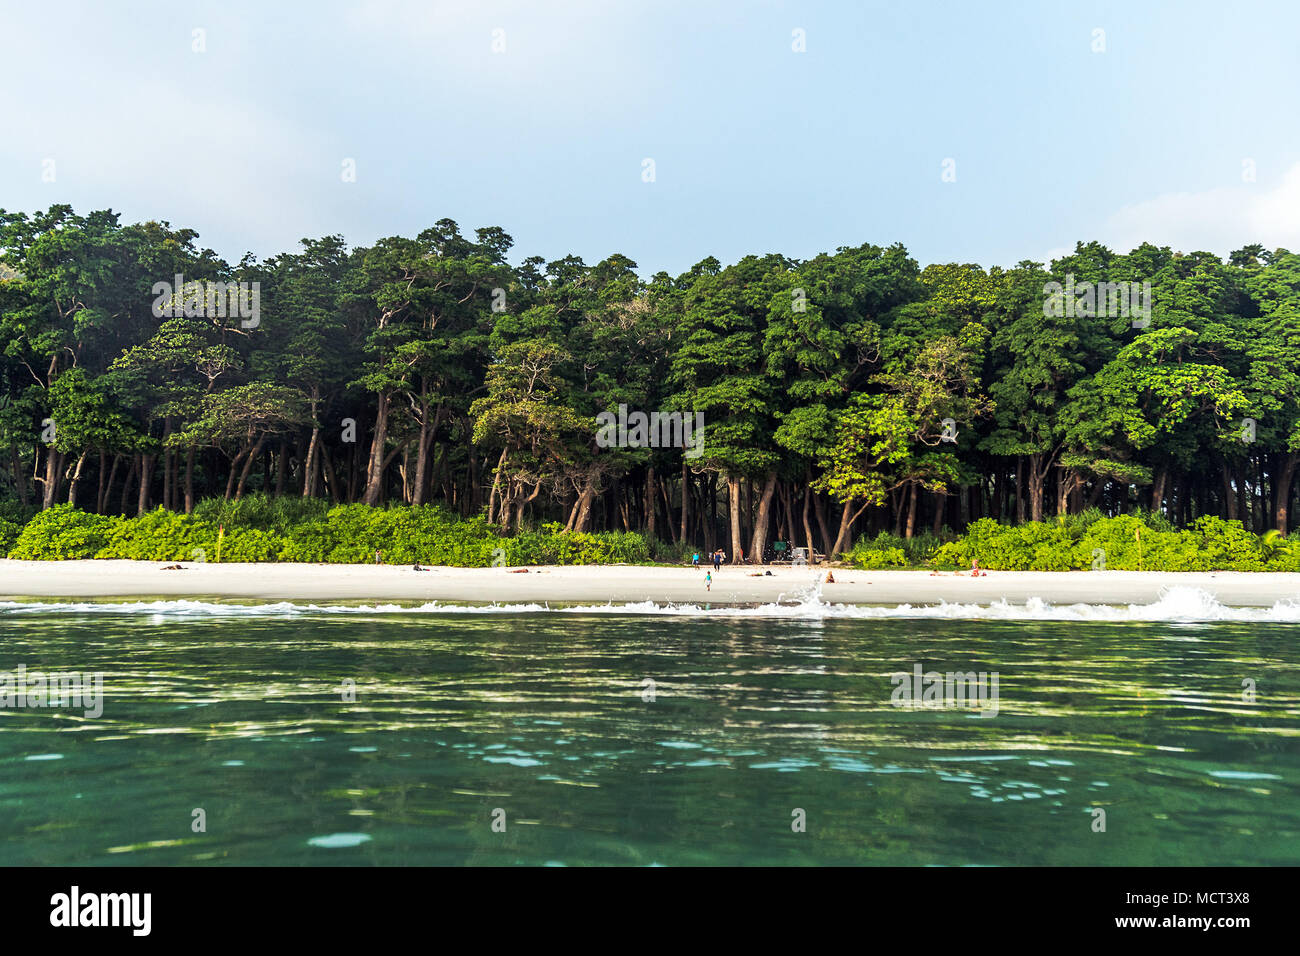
[2, 559, 1300, 608]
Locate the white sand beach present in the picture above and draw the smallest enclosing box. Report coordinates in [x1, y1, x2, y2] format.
[2, 559, 1299, 608]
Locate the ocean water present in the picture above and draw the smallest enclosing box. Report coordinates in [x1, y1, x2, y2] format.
[0, 586, 1297, 865]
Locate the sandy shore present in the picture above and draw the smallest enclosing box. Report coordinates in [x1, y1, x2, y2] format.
[2, 559, 1300, 607]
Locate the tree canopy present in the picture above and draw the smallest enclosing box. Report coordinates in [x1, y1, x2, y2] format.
[3, 203, 1297, 560]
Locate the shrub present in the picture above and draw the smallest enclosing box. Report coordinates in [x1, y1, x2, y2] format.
[98, 508, 219, 561]
[0, 517, 21, 557]
[276, 518, 338, 563]
[650, 538, 695, 565]
[9, 504, 118, 559]
[851, 546, 907, 569]
[931, 518, 1076, 570]
[845, 533, 908, 569]
[11, 498, 1293, 571]
[931, 513, 1287, 572]
[218, 527, 286, 562]
[504, 523, 650, 565]
[0, 501, 37, 526]
[193, 494, 329, 531]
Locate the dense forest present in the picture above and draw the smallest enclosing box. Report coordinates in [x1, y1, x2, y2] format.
[2, 204, 1298, 562]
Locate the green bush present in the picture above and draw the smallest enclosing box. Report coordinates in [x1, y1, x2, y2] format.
[650, 538, 695, 565]
[12, 498, 1289, 571]
[275, 518, 338, 563]
[304, 503, 501, 565]
[9, 504, 119, 559]
[846, 530, 952, 568]
[0, 517, 22, 556]
[0, 501, 37, 526]
[504, 523, 650, 565]
[218, 527, 286, 562]
[931, 517, 1074, 570]
[192, 494, 329, 531]
[849, 546, 907, 569]
[930, 513, 1292, 572]
[97, 508, 219, 561]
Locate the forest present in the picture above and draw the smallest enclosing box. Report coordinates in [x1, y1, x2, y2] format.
[2, 204, 1298, 563]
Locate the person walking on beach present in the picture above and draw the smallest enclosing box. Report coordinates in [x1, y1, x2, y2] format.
[693, 551, 700, 569]
[705, 571, 712, 591]
[713, 549, 724, 571]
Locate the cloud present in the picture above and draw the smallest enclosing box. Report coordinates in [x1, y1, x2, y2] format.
[1104, 162, 1300, 256]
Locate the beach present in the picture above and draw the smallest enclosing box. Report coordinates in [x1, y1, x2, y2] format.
[2, 559, 1299, 608]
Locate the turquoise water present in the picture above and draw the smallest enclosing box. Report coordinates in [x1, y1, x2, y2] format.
[1, 603, 1297, 865]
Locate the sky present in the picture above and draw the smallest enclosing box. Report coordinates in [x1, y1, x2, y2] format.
[3, 0, 1299, 275]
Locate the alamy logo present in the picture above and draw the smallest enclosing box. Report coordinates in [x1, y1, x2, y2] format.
[890, 663, 999, 717]
[0, 664, 103, 718]
[152, 273, 260, 328]
[596, 405, 704, 459]
[50, 886, 151, 936]
[1042, 274, 1151, 327]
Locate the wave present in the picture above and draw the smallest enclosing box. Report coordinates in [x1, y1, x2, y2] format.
[1, 586, 1299, 622]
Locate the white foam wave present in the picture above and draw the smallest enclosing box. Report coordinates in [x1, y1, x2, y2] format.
[1, 586, 1298, 622]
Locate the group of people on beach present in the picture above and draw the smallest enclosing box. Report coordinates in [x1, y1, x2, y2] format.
[693, 548, 733, 590]
[694, 549, 986, 591]
[692, 548, 730, 570]
[929, 559, 987, 577]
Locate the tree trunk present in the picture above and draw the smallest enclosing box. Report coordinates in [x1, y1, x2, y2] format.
[412, 422, 431, 507]
[659, 480, 677, 544]
[467, 442, 481, 515]
[1151, 466, 1167, 516]
[572, 482, 597, 533]
[120, 458, 136, 515]
[95, 451, 108, 513]
[1235, 464, 1247, 526]
[1275, 452, 1298, 534]
[801, 476, 815, 561]
[100, 453, 122, 514]
[40, 447, 62, 509]
[320, 448, 341, 505]
[10, 446, 30, 507]
[362, 392, 390, 506]
[66, 451, 88, 507]
[486, 448, 507, 524]
[274, 442, 288, 496]
[644, 466, 657, 540]
[137, 453, 154, 515]
[302, 387, 321, 497]
[830, 498, 866, 556]
[904, 482, 919, 539]
[1016, 457, 1026, 524]
[747, 471, 778, 564]
[813, 491, 832, 557]
[727, 474, 743, 560]
[161, 419, 173, 509]
[411, 404, 443, 508]
[224, 449, 242, 501]
[235, 436, 267, 500]
[679, 460, 690, 544]
[1028, 454, 1044, 523]
[1260, 458, 1269, 534]
[515, 479, 542, 533]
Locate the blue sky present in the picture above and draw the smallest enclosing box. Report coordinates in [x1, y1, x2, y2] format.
[3, 0, 1298, 274]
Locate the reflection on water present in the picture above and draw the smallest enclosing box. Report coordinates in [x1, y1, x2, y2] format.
[0, 611, 1297, 865]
